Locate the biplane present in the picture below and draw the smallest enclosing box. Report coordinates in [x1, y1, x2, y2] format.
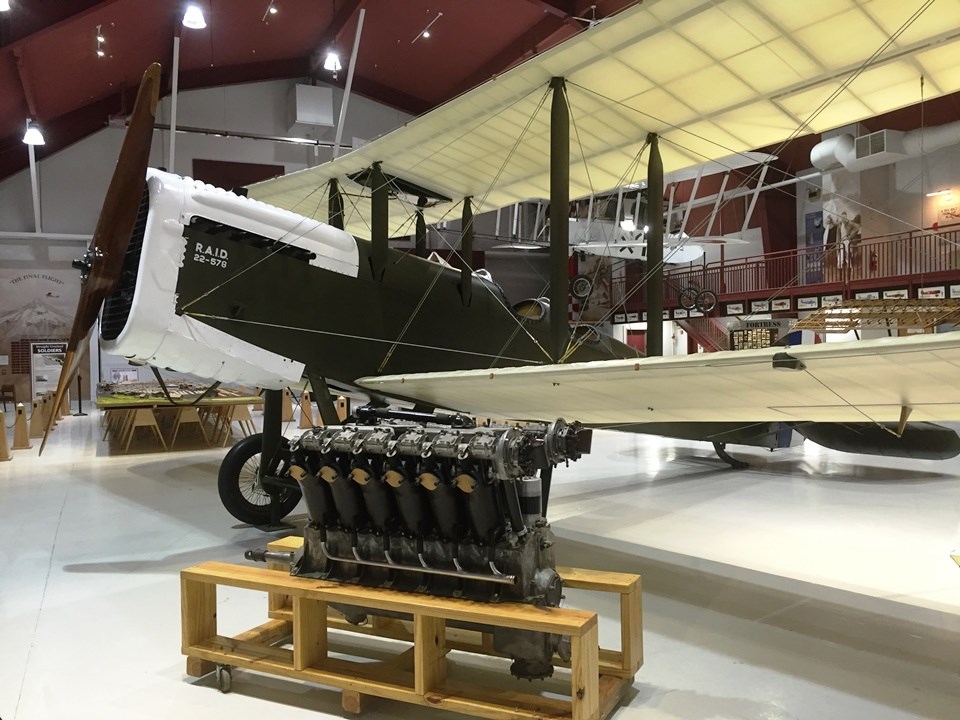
[44, 0, 960, 528]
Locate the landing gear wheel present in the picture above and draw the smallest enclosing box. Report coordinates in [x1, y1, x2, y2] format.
[695, 290, 717, 313]
[679, 287, 698, 310]
[215, 664, 232, 693]
[218, 433, 301, 525]
[570, 274, 593, 300]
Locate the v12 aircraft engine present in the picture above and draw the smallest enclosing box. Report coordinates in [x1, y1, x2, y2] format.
[281, 408, 591, 679]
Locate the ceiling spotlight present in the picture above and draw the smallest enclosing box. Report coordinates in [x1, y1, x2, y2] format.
[620, 219, 636, 232]
[262, 1, 277, 21]
[412, 11, 442, 44]
[0, 0, 10, 12]
[269, 4, 277, 13]
[182, 4, 206, 29]
[323, 51, 342, 73]
[23, 121, 45, 146]
[97, 49, 105, 57]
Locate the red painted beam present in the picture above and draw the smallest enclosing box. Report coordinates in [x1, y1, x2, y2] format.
[0, 0, 118, 49]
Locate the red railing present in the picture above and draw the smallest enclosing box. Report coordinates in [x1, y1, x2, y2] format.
[613, 223, 960, 309]
[675, 317, 728, 351]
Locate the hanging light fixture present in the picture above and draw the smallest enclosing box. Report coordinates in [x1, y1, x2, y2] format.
[96, 24, 105, 57]
[182, 4, 206, 29]
[323, 50, 342, 79]
[23, 121, 45, 146]
[323, 51, 342, 73]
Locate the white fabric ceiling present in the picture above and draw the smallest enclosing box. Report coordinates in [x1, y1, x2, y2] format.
[249, 0, 960, 239]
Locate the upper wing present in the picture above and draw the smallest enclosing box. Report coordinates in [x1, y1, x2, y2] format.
[358, 333, 960, 424]
[249, 1, 960, 238]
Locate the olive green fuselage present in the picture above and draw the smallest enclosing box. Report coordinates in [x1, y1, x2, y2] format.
[176, 223, 635, 388]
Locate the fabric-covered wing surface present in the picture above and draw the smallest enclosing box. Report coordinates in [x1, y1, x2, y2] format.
[359, 333, 960, 424]
[248, 0, 960, 238]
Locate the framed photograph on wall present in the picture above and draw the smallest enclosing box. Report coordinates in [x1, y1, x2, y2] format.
[918, 286, 945, 299]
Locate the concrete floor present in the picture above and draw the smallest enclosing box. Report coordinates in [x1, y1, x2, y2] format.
[2, 407, 960, 719]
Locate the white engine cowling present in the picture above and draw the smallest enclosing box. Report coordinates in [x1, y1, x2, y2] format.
[100, 169, 360, 389]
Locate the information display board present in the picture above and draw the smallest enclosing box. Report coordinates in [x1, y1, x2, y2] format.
[30, 341, 68, 399]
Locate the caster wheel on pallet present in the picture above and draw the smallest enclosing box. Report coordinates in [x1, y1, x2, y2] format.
[216, 664, 232, 694]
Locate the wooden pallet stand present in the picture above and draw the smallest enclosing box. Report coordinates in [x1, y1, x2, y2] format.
[181, 536, 641, 720]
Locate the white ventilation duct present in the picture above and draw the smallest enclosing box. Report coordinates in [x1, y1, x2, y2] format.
[811, 120, 960, 172]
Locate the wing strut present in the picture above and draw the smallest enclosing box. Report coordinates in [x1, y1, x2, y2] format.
[328, 178, 344, 230]
[370, 161, 388, 280]
[415, 196, 427, 257]
[459, 196, 474, 306]
[549, 77, 570, 363]
[646, 132, 664, 356]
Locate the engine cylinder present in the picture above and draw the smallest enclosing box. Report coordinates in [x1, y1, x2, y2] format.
[517, 475, 542, 528]
[321, 462, 367, 530]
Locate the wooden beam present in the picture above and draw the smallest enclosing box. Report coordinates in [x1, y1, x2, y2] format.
[13, 47, 38, 118]
[524, 0, 575, 17]
[0, 0, 124, 48]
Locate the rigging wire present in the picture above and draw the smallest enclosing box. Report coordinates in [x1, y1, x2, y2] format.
[562, 79, 649, 354]
[180, 182, 331, 311]
[383, 177, 554, 369]
[373, 86, 556, 371]
[182, 312, 542, 365]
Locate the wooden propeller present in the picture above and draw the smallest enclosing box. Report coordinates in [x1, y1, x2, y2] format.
[39, 63, 161, 454]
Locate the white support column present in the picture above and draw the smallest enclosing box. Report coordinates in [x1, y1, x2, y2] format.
[27, 141, 41, 233]
[169, 33, 180, 172]
[705, 173, 729, 236]
[741, 164, 770, 233]
[333, 8, 366, 159]
[678, 167, 703, 236]
[665, 184, 676, 233]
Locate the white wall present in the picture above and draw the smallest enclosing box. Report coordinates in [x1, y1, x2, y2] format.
[0, 78, 411, 236]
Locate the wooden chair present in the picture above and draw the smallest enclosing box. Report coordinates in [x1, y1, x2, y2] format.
[230, 404, 256, 438]
[170, 407, 210, 447]
[123, 408, 168, 452]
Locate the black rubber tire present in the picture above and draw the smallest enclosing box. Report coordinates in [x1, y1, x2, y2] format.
[695, 289, 718, 313]
[218, 433, 302, 525]
[679, 287, 698, 310]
